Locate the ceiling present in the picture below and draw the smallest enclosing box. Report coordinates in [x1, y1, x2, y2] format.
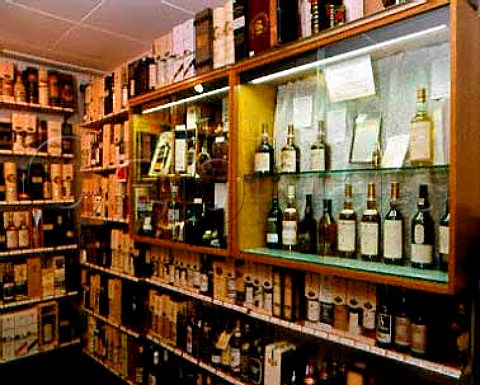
[0, 0, 224, 74]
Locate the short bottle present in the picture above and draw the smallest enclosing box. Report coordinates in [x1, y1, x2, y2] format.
[282, 185, 298, 251]
[360, 183, 381, 262]
[318, 198, 336, 256]
[410, 184, 435, 269]
[438, 198, 450, 272]
[310, 120, 328, 171]
[337, 183, 357, 258]
[409, 87, 434, 166]
[254, 123, 275, 175]
[266, 193, 283, 249]
[280, 124, 300, 173]
[297, 194, 317, 254]
[383, 182, 404, 265]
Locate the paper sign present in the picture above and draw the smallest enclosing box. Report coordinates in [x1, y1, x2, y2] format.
[326, 109, 347, 144]
[293, 96, 313, 128]
[430, 58, 450, 100]
[381, 135, 410, 168]
[325, 55, 376, 102]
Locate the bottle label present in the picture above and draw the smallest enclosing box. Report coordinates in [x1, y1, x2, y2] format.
[167, 208, 180, 224]
[395, 316, 411, 347]
[320, 301, 334, 325]
[360, 222, 379, 256]
[383, 220, 403, 259]
[411, 244, 433, 264]
[230, 347, 241, 370]
[281, 150, 297, 173]
[282, 220, 297, 246]
[266, 233, 279, 244]
[348, 311, 362, 335]
[363, 308, 376, 331]
[413, 223, 425, 244]
[307, 298, 320, 322]
[254, 153, 270, 173]
[410, 121, 432, 163]
[376, 313, 393, 343]
[6, 230, 18, 249]
[411, 323, 427, 354]
[310, 149, 325, 171]
[18, 229, 29, 248]
[439, 225, 449, 255]
[337, 219, 356, 253]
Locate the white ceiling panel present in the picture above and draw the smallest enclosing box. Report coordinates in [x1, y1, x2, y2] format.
[53, 25, 150, 71]
[0, 1, 73, 48]
[83, 0, 190, 41]
[5, 0, 102, 22]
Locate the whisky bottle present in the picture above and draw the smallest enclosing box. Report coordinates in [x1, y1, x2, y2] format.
[337, 184, 357, 258]
[394, 288, 411, 353]
[230, 319, 242, 374]
[297, 194, 317, 254]
[411, 184, 434, 269]
[18, 212, 30, 249]
[310, 120, 328, 172]
[409, 87, 434, 166]
[25, 67, 38, 104]
[438, 198, 450, 272]
[167, 183, 181, 239]
[360, 183, 381, 262]
[383, 182, 404, 265]
[280, 124, 300, 173]
[266, 192, 283, 249]
[6, 213, 18, 250]
[48, 71, 61, 106]
[376, 286, 393, 349]
[318, 198, 336, 255]
[17, 166, 30, 201]
[282, 185, 298, 251]
[13, 70, 26, 103]
[42, 164, 52, 200]
[254, 123, 275, 175]
[410, 294, 428, 358]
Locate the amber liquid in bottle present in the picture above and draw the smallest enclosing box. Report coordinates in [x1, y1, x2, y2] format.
[266, 191, 283, 249]
[297, 194, 317, 254]
[409, 88, 434, 166]
[310, 120, 328, 172]
[318, 198, 336, 255]
[360, 182, 381, 262]
[254, 123, 275, 175]
[337, 183, 357, 258]
[280, 124, 300, 173]
[282, 185, 298, 251]
[383, 182, 404, 265]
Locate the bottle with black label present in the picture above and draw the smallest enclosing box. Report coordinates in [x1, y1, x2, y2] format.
[376, 286, 394, 348]
[411, 184, 434, 269]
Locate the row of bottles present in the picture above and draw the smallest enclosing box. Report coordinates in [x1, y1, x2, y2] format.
[0, 161, 73, 202]
[0, 208, 75, 250]
[254, 88, 434, 174]
[266, 182, 449, 271]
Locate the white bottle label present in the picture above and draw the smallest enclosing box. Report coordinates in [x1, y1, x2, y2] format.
[410, 121, 432, 162]
[254, 153, 270, 173]
[266, 233, 279, 243]
[281, 150, 296, 172]
[310, 149, 325, 171]
[439, 225, 449, 255]
[413, 223, 425, 244]
[307, 299, 320, 322]
[167, 208, 180, 224]
[383, 220, 403, 259]
[282, 220, 297, 246]
[360, 222, 379, 255]
[337, 219, 356, 253]
[363, 308, 376, 331]
[411, 244, 433, 264]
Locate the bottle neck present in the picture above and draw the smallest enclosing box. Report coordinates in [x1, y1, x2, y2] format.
[367, 198, 377, 210]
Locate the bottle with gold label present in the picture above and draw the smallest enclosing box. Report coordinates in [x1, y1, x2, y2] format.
[360, 183, 381, 262]
[280, 124, 300, 173]
[409, 87, 434, 166]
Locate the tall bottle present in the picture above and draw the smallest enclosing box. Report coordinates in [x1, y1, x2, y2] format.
[394, 289, 411, 353]
[410, 294, 428, 358]
[167, 183, 181, 240]
[337, 184, 357, 258]
[438, 198, 450, 272]
[310, 120, 328, 172]
[297, 194, 317, 254]
[383, 182, 404, 265]
[376, 286, 393, 349]
[409, 87, 434, 166]
[230, 319, 242, 374]
[254, 123, 275, 175]
[282, 185, 298, 251]
[318, 198, 336, 255]
[280, 124, 300, 173]
[266, 191, 283, 249]
[410, 184, 434, 269]
[360, 182, 381, 262]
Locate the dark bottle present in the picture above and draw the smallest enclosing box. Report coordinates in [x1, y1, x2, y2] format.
[62, 120, 74, 155]
[0, 164, 5, 201]
[411, 184, 435, 269]
[447, 298, 470, 366]
[410, 294, 428, 358]
[266, 193, 283, 249]
[376, 286, 394, 349]
[200, 317, 214, 363]
[42, 164, 52, 200]
[438, 198, 450, 272]
[360, 182, 381, 262]
[249, 338, 264, 385]
[280, 124, 300, 173]
[29, 163, 44, 200]
[240, 322, 252, 381]
[64, 210, 76, 244]
[24, 67, 38, 104]
[337, 183, 357, 258]
[282, 185, 298, 251]
[383, 182, 405, 265]
[103, 74, 113, 115]
[17, 166, 30, 201]
[318, 198, 336, 256]
[199, 254, 213, 297]
[48, 70, 61, 107]
[394, 289, 411, 353]
[276, 0, 299, 44]
[230, 319, 242, 374]
[297, 194, 317, 254]
[2, 262, 15, 302]
[147, 348, 161, 385]
[303, 359, 317, 385]
[0, 214, 7, 251]
[254, 123, 275, 175]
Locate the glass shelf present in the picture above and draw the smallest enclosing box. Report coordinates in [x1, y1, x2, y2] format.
[244, 165, 449, 181]
[241, 247, 448, 284]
